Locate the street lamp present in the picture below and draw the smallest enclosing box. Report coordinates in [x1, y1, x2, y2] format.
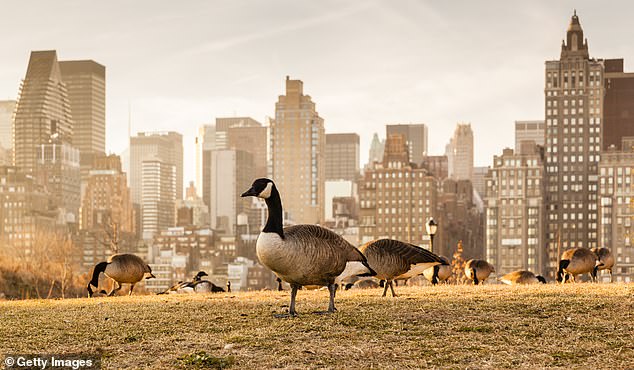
[426, 218, 438, 254]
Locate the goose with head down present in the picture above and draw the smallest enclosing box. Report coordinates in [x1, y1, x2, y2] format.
[499, 270, 547, 285]
[241, 178, 376, 316]
[591, 247, 615, 283]
[465, 259, 495, 285]
[87, 254, 155, 297]
[358, 239, 445, 297]
[557, 248, 597, 283]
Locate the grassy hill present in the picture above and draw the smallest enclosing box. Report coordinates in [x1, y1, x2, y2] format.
[1, 284, 633, 369]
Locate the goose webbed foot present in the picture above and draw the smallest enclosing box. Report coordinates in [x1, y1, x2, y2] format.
[273, 312, 298, 319]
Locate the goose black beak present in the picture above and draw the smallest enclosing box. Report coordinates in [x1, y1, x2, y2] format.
[148, 273, 156, 279]
[241, 187, 257, 197]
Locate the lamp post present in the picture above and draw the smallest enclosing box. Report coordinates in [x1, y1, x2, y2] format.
[426, 218, 438, 254]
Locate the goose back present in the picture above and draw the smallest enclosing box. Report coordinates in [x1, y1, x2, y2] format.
[500, 270, 539, 285]
[257, 224, 369, 286]
[465, 259, 495, 282]
[560, 248, 596, 275]
[358, 239, 442, 281]
[104, 254, 149, 284]
[591, 247, 615, 270]
[194, 281, 225, 293]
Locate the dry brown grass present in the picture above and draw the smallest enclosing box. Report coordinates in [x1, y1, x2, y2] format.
[1, 284, 633, 369]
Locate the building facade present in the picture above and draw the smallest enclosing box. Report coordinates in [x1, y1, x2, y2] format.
[603, 58, 634, 150]
[544, 12, 603, 275]
[386, 124, 428, 165]
[515, 120, 545, 150]
[446, 123, 474, 181]
[0, 100, 16, 151]
[598, 139, 634, 282]
[59, 60, 106, 181]
[35, 141, 81, 220]
[484, 145, 546, 276]
[359, 134, 437, 246]
[141, 159, 176, 240]
[325, 133, 359, 181]
[13, 50, 74, 173]
[130, 131, 183, 204]
[270, 77, 325, 224]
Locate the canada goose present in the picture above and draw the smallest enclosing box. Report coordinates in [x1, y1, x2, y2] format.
[193, 280, 225, 293]
[358, 239, 444, 297]
[346, 278, 380, 290]
[157, 271, 208, 294]
[465, 259, 495, 285]
[422, 256, 452, 285]
[557, 247, 597, 283]
[499, 270, 547, 285]
[591, 247, 615, 282]
[241, 178, 375, 316]
[87, 254, 155, 297]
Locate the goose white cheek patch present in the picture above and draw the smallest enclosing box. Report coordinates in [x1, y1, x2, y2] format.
[259, 182, 273, 199]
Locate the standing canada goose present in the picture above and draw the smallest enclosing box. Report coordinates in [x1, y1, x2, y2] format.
[591, 247, 615, 282]
[499, 270, 547, 285]
[422, 256, 452, 285]
[157, 271, 208, 294]
[241, 178, 375, 316]
[358, 239, 445, 297]
[465, 259, 495, 285]
[557, 247, 597, 283]
[87, 254, 155, 297]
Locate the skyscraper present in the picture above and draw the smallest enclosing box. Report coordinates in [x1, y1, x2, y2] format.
[270, 76, 325, 224]
[141, 159, 176, 240]
[446, 123, 474, 181]
[386, 124, 428, 165]
[59, 60, 106, 181]
[325, 133, 359, 181]
[544, 12, 603, 275]
[515, 120, 545, 150]
[367, 133, 385, 168]
[13, 50, 73, 173]
[195, 124, 215, 200]
[221, 117, 267, 178]
[0, 100, 16, 151]
[484, 144, 546, 276]
[603, 58, 634, 150]
[130, 131, 183, 204]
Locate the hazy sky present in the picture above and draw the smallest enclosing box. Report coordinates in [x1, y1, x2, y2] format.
[1, 1, 633, 185]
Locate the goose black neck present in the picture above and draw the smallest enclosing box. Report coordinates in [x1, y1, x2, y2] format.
[263, 185, 284, 238]
[90, 262, 108, 286]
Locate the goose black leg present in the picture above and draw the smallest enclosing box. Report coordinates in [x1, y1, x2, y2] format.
[327, 283, 337, 313]
[472, 268, 479, 285]
[389, 281, 397, 297]
[591, 267, 598, 283]
[609, 268, 613, 283]
[129, 284, 135, 296]
[431, 265, 440, 285]
[381, 281, 389, 297]
[108, 281, 122, 297]
[289, 284, 300, 317]
[276, 277, 283, 291]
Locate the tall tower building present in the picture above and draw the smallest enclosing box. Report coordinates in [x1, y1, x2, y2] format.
[0, 100, 16, 151]
[130, 131, 183, 204]
[13, 50, 74, 172]
[59, 60, 106, 181]
[603, 58, 634, 150]
[195, 124, 215, 201]
[544, 12, 603, 275]
[219, 117, 267, 178]
[141, 159, 176, 240]
[271, 77, 325, 224]
[386, 124, 428, 165]
[325, 133, 359, 181]
[447, 123, 474, 181]
[367, 133, 385, 167]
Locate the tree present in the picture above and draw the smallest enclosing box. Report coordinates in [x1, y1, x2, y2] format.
[450, 240, 468, 285]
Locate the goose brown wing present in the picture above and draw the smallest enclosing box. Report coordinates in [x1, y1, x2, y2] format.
[365, 239, 443, 265]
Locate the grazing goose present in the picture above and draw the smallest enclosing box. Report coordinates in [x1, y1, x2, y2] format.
[591, 247, 615, 282]
[499, 270, 547, 285]
[465, 259, 495, 285]
[345, 278, 380, 290]
[358, 239, 445, 297]
[157, 271, 208, 294]
[87, 254, 155, 297]
[422, 256, 452, 285]
[241, 178, 375, 316]
[193, 278, 225, 293]
[557, 248, 597, 283]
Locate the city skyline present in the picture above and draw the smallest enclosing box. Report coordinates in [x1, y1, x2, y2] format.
[2, 2, 634, 184]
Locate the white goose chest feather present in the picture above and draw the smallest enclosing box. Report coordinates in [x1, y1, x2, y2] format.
[256, 232, 289, 271]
